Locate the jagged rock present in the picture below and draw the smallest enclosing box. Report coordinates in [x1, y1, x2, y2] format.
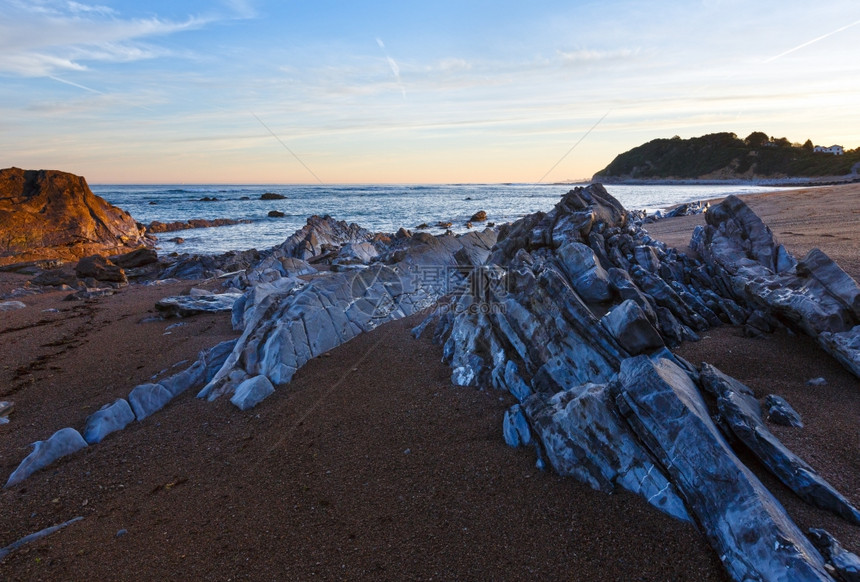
[633, 245, 660, 272]
[110, 248, 158, 269]
[63, 288, 114, 301]
[0, 301, 26, 311]
[556, 241, 612, 302]
[75, 254, 127, 284]
[270, 215, 373, 262]
[696, 195, 860, 378]
[128, 383, 173, 421]
[334, 242, 379, 265]
[700, 363, 860, 525]
[244, 256, 316, 286]
[615, 356, 832, 582]
[82, 399, 135, 444]
[0, 168, 147, 266]
[31, 265, 79, 287]
[808, 529, 860, 582]
[524, 382, 690, 521]
[600, 299, 664, 355]
[818, 327, 860, 379]
[157, 339, 238, 397]
[230, 375, 275, 410]
[5, 428, 87, 488]
[146, 218, 247, 233]
[765, 394, 803, 428]
[797, 249, 860, 319]
[199, 263, 438, 401]
[231, 278, 304, 330]
[502, 404, 532, 447]
[159, 249, 261, 280]
[155, 292, 243, 317]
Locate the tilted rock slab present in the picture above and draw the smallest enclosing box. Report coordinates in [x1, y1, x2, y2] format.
[615, 356, 833, 582]
[199, 228, 498, 408]
[693, 194, 860, 378]
[700, 363, 860, 525]
[429, 185, 857, 581]
[83, 398, 135, 444]
[5, 428, 87, 488]
[523, 382, 690, 522]
[155, 292, 244, 317]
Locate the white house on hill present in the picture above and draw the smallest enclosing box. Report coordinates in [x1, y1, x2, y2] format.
[814, 145, 845, 155]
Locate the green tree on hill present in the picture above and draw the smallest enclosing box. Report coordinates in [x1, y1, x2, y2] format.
[594, 132, 860, 179]
[744, 131, 769, 147]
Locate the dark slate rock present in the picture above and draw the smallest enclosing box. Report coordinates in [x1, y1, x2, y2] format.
[128, 383, 173, 421]
[556, 241, 612, 302]
[697, 195, 860, 378]
[797, 249, 860, 319]
[110, 248, 158, 269]
[818, 327, 860, 379]
[5, 428, 87, 487]
[765, 394, 803, 428]
[524, 382, 690, 522]
[808, 529, 860, 582]
[615, 356, 832, 582]
[155, 292, 243, 317]
[82, 398, 135, 444]
[600, 299, 664, 355]
[231, 375, 275, 410]
[156, 339, 238, 398]
[502, 404, 532, 448]
[700, 363, 860, 525]
[32, 266, 79, 287]
[75, 254, 127, 283]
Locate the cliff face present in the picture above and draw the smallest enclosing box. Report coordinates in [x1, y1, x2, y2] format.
[0, 168, 147, 265]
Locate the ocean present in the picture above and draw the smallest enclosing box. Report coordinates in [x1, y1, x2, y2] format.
[92, 183, 783, 256]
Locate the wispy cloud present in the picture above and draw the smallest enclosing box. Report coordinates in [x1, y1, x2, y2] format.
[0, 0, 208, 76]
[557, 47, 640, 64]
[221, 0, 257, 19]
[375, 37, 406, 99]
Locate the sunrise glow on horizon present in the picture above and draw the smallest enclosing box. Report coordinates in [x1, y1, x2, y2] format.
[1, 1, 858, 184]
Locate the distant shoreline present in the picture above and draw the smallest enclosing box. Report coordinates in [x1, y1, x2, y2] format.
[592, 175, 860, 188]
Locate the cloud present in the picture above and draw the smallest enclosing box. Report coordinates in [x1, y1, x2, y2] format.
[0, 1, 208, 76]
[557, 47, 640, 64]
[221, 0, 257, 19]
[374, 36, 406, 99]
[66, 1, 116, 16]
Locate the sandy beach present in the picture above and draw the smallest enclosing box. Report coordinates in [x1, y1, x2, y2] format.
[1, 184, 859, 580]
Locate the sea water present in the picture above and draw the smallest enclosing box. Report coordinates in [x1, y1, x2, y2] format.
[92, 183, 782, 256]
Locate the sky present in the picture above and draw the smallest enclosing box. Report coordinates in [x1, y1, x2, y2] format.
[0, 0, 858, 184]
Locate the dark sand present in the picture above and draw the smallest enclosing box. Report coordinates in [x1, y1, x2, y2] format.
[1, 184, 859, 580]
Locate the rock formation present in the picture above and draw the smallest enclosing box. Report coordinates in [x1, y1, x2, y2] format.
[146, 218, 249, 233]
[692, 195, 860, 379]
[0, 168, 147, 265]
[425, 184, 859, 581]
[5, 186, 859, 582]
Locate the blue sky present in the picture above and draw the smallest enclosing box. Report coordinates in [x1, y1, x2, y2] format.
[1, 0, 858, 183]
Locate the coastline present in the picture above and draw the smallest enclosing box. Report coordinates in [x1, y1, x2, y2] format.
[1, 183, 858, 579]
[595, 175, 860, 188]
